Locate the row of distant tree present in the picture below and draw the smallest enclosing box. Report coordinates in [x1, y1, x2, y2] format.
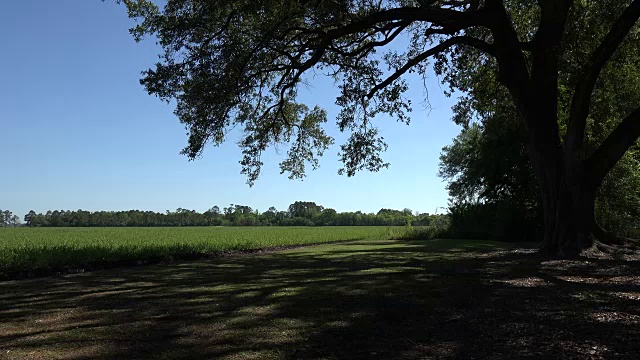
[4, 202, 446, 228]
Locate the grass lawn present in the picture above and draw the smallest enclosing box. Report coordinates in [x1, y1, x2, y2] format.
[0, 227, 389, 279]
[1, 238, 639, 359]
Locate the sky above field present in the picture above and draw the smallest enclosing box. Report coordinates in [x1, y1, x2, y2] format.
[1, 0, 461, 218]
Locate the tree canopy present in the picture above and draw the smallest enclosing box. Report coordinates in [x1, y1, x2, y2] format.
[117, 0, 640, 255]
[438, 0, 640, 241]
[117, 0, 507, 184]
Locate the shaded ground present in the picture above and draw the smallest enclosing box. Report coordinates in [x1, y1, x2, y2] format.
[1, 239, 639, 359]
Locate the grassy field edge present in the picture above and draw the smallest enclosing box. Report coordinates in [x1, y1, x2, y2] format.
[0, 227, 392, 280]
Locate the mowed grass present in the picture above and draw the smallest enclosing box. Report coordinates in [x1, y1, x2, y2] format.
[1, 238, 638, 359]
[0, 227, 389, 279]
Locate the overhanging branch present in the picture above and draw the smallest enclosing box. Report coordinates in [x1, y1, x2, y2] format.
[566, 0, 640, 153]
[323, 6, 490, 41]
[366, 36, 494, 99]
[328, 21, 411, 57]
[587, 105, 640, 188]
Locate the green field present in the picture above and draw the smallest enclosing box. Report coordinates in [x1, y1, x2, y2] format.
[0, 227, 391, 279]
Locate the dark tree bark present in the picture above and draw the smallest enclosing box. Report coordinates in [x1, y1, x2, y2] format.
[494, 0, 640, 255]
[521, 114, 597, 256]
[536, 163, 597, 256]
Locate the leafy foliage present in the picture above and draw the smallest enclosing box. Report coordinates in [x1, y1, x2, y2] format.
[438, 0, 640, 240]
[439, 122, 542, 242]
[115, 0, 492, 183]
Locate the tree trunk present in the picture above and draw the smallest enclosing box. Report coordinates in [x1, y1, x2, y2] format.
[538, 176, 597, 256]
[524, 117, 598, 256]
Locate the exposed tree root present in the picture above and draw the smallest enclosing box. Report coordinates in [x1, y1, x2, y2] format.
[593, 223, 639, 248]
[580, 223, 640, 259]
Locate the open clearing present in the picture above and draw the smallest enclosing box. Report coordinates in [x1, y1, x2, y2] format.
[1, 238, 639, 359]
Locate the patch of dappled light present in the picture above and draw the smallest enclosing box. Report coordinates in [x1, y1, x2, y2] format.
[590, 311, 640, 324]
[1, 294, 59, 309]
[235, 290, 263, 298]
[445, 249, 469, 253]
[348, 311, 373, 319]
[97, 277, 130, 283]
[559, 341, 611, 357]
[212, 263, 245, 268]
[226, 349, 284, 360]
[486, 260, 521, 266]
[267, 287, 304, 298]
[179, 317, 229, 332]
[324, 320, 350, 328]
[183, 296, 221, 305]
[358, 266, 422, 274]
[484, 260, 526, 274]
[325, 251, 374, 257]
[557, 275, 640, 285]
[237, 305, 276, 316]
[608, 276, 640, 285]
[78, 288, 141, 300]
[272, 317, 307, 328]
[0, 307, 24, 315]
[224, 315, 257, 327]
[611, 292, 640, 301]
[27, 309, 81, 326]
[3, 343, 118, 360]
[539, 260, 598, 271]
[569, 292, 609, 303]
[495, 277, 552, 287]
[298, 276, 341, 283]
[12, 312, 92, 334]
[177, 284, 236, 293]
[476, 249, 536, 259]
[556, 276, 602, 284]
[411, 274, 437, 282]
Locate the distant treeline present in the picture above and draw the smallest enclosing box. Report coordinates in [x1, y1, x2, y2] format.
[17, 201, 447, 228]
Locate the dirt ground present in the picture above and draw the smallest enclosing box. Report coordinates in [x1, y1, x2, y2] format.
[1, 239, 639, 359]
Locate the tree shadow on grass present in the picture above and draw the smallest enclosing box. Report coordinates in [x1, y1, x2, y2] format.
[0, 239, 639, 359]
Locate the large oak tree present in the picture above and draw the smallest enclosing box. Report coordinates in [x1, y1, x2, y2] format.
[117, 0, 640, 256]
[439, 0, 640, 248]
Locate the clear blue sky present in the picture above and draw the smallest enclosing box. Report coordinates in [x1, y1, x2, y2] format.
[0, 0, 461, 218]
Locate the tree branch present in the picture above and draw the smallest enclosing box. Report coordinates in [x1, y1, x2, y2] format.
[566, 0, 640, 153]
[530, 0, 573, 89]
[587, 105, 640, 188]
[268, 6, 494, 105]
[328, 21, 410, 57]
[366, 36, 494, 99]
[482, 0, 531, 115]
[323, 6, 490, 41]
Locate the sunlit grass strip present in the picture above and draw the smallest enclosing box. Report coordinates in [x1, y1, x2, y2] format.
[0, 227, 391, 279]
